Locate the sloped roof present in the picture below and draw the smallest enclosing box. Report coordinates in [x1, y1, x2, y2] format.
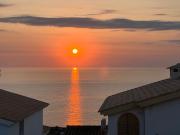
[168, 63, 180, 69]
[0, 89, 49, 122]
[99, 79, 180, 114]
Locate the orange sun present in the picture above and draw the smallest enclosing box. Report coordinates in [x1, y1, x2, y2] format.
[72, 48, 78, 55]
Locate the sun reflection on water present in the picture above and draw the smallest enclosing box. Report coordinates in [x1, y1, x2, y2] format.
[66, 67, 82, 125]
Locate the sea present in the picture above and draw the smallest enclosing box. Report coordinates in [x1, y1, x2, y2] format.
[0, 67, 168, 126]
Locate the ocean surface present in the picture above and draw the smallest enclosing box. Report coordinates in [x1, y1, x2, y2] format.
[0, 68, 168, 126]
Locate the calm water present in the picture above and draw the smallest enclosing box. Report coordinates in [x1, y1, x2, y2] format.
[0, 68, 168, 126]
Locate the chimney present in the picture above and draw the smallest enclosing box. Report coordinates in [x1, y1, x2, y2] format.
[101, 118, 107, 135]
[168, 63, 180, 79]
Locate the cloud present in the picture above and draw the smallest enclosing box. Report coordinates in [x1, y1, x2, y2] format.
[0, 29, 16, 33]
[154, 13, 168, 16]
[138, 40, 180, 45]
[0, 29, 7, 32]
[163, 40, 180, 44]
[124, 29, 137, 32]
[86, 9, 118, 16]
[1, 16, 180, 31]
[0, 3, 13, 7]
[139, 40, 180, 45]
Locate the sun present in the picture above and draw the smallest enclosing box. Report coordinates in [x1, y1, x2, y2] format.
[72, 48, 78, 55]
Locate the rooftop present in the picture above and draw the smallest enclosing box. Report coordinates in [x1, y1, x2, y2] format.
[0, 89, 49, 122]
[47, 126, 107, 135]
[168, 63, 180, 69]
[99, 78, 180, 115]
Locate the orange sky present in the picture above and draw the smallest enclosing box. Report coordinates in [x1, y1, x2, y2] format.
[0, 0, 180, 67]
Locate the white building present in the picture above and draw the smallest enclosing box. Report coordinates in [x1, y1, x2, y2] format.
[99, 63, 180, 135]
[0, 89, 49, 135]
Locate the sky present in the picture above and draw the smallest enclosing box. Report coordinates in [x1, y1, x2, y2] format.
[0, 0, 180, 67]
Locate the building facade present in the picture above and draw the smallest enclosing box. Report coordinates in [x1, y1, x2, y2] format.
[99, 63, 180, 135]
[0, 89, 49, 135]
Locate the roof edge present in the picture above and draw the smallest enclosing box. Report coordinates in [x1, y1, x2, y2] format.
[0, 89, 49, 122]
[99, 89, 180, 115]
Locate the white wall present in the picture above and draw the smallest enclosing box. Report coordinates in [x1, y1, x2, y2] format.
[145, 98, 180, 135]
[8, 123, 20, 135]
[24, 110, 43, 135]
[0, 125, 8, 135]
[0, 110, 43, 135]
[108, 114, 118, 135]
[108, 109, 144, 135]
[0, 119, 19, 135]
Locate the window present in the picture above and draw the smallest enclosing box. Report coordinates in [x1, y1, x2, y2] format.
[173, 68, 178, 72]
